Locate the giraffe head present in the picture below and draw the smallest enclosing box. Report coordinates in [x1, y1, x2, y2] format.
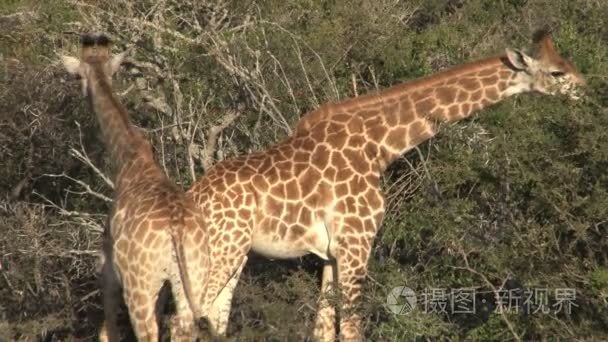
[61, 34, 126, 96]
[504, 30, 585, 100]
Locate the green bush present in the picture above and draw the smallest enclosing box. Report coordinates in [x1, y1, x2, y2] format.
[1, 0, 606, 340]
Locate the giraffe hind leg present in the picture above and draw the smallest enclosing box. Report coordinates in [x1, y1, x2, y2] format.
[123, 287, 163, 342]
[313, 260, 338, 342]
[99, 259, 121, 342]
[120, 264, 166, 342]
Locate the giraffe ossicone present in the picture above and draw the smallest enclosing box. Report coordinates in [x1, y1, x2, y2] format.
[187, 30, 584, 342]
[61, 34, 208, 341]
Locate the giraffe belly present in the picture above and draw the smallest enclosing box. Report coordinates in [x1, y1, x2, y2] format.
[251, 219, 331, 260]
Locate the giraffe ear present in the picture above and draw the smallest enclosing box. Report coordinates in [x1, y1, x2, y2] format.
[108, 51, 127, 75]
[61, 55, 82, 75]
[505, 48, 534, 71]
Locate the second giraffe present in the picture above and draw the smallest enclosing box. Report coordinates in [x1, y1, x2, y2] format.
[187, 31, 584, 341]
[61, 35, 208, 341]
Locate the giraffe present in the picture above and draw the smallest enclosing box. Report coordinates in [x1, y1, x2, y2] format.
[61, 34, 208, 341]
[186, 31, 584, 341]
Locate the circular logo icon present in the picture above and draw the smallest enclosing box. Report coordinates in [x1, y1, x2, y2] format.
[386, 286, 417, 315]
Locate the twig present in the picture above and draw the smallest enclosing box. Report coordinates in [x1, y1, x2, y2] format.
[202, 110, 241, 171]
[33, 191, 106, 233]
[157, 112, 168, 175]
[293, 41, 320, 106]
[81, 289, 101, 302]
[145, 122, 192, 133]
[42, 173, 112, 203]
[72, 122, 114, 189]
[186, 98, 205, 181]
[452, 248, 522, 342]
[260, 19, 339, 99]
[58, 249, 100, 256]
[70, 148, 114, 189]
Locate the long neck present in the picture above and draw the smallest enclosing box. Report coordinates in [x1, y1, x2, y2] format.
[86, 67, 157, 184]
[298, 56, 530, 171]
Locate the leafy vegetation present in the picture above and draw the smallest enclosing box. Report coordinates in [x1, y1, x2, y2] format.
[1, 0, 607, 340]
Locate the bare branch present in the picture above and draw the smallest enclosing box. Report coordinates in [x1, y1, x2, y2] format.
[451, 248, 522, 342]
[72, 122, 114, 189]
[202, 110, 241, 171]
[186, 102, 204, 182]
[69, 148, 114, 190]
[33, 191, 106, 234]
[42, 173, 113, 203]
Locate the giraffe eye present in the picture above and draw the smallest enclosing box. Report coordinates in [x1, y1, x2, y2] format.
[550, 71, 566, 78]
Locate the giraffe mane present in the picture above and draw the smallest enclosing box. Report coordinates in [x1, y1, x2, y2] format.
[532, 28, 553, 45]
[375, 56, 504, 95]
[296, 55, 508, 134]
[332, 56, 505, 110]
[531, 28, 560, 61]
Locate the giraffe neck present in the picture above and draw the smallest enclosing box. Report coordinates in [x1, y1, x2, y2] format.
[299, 56, 531, 172]
[86, 66, 157, 185]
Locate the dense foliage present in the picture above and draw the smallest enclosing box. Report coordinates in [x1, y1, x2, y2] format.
[1, 0, 607, 340]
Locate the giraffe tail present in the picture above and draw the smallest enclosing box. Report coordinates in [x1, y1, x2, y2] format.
[168, 197, 203, 320]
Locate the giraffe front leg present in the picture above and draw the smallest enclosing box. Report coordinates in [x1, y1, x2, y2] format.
[207, 255, 248, 335]
[197, 217, 252, 336]
[200, 253, 246, 336]
[201, 226, 251, 337]
[313, 260, 338, 342]
[336, 231, 375, 342]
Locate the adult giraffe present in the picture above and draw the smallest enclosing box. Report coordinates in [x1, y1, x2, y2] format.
[61, 35, 207, 341]
[187, 31, 584, 341]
